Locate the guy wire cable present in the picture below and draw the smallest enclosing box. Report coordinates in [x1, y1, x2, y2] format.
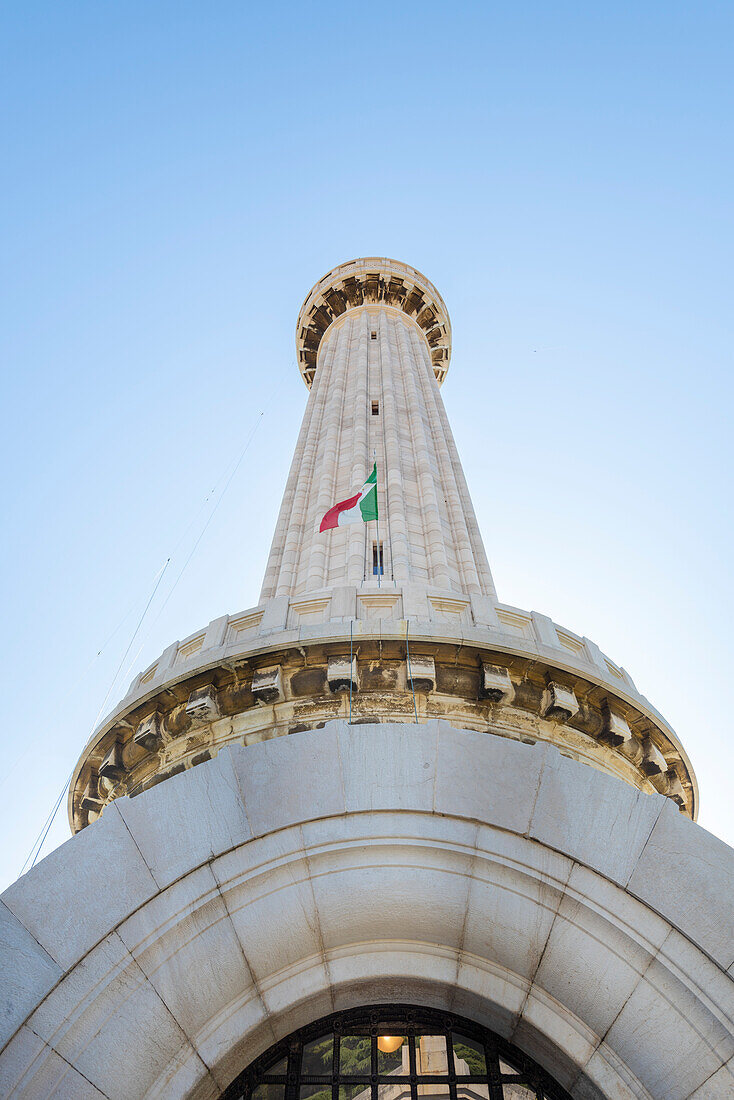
[18, 403, 270, 876]
[111, 404, 269, 699]
[19, 556, 172, 876]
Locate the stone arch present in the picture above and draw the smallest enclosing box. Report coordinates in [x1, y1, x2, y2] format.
[1, 722, 732, 1098]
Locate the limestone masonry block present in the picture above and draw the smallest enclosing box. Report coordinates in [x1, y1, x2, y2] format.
[408, 655, 436, 692]
[481, 663, 514, 704]
[80, 776, 104, 814]
[641, 736, 668, 778]
[185, 685, 219, 725]
[133, 711, 164, 752]
[618, 735, 644, 766]
[540, 682, 580, 723]
[327, 656, 359, 693]
[251, 666, 284, 704]
[602, 704, 633, 746]
[98, 741, 125, 783]
[665, 768, 687, 808]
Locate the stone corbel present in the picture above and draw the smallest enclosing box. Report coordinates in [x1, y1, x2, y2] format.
[407, 656, 436, 693]
[540, 682, 580, 723]
[252, 666, 284, 704]
[480, 663, 514, 705]
[601, 704, 633, 747]
[185, 685, 220, 726]
[80, 773, 104, 814]
[618, 735, 644, 767]
[98, 740, 125, 783]
[133, 711, 165, 752]
[665, 768, 687, 808]
[641, 736, 669, 793]
[328, 657, 359, 694]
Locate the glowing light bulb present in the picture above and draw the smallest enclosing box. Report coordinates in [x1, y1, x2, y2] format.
[377, 1036, 404, 1054]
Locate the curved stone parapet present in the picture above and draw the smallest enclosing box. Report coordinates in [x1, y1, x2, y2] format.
[3, 726, 733, 1099]
[296, 258, 452, 387]
[68, 590, 699, 831]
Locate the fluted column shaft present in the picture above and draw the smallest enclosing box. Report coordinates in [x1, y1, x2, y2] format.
[260, 305, 495, 601]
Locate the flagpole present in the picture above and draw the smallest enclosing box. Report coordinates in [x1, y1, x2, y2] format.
[373, 448, 381, 589]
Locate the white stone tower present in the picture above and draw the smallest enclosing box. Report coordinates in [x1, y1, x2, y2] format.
[1, 258, 732, 1100]
[262, 258, 494, 603]
[65, 257, 697, 818]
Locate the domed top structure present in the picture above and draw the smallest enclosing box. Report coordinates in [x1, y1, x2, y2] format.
[296, 257, 452, 388]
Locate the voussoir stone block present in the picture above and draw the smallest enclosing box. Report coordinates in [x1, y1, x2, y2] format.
[337, 720, 438, 812]
[116, 746, 252, 889]
[627, 800, 734, 970]
[435, 725, 549, 833]
[0, 900, 62, 1050]
[230, 725, 345, 837]
[529, 749, 665, 886]
[1, 802, 158, 972]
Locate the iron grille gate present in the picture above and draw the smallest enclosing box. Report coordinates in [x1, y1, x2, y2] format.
[221, 1004, 573, 1100]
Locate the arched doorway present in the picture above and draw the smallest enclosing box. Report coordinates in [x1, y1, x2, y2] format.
[222, 1005, 572, 1100]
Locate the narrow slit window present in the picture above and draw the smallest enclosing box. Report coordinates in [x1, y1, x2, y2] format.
[372, 541, 384, 576]
[371, 401, 379, 416]
[370, 331, 377, 340]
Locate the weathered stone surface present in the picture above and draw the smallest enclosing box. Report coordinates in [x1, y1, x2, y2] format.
[337, 719, 437, 812]
[540, 682, 579, 723]
[185, 684, 219, 725]
[480, 663, 514, 704]
[627, 800, 734, 970]
[116, 746, 252, 889]
[407, 654, 436, 692]
[0, 901, 61, 1049]
[434, 724, 549, 834]
[327, 656, 359, 693]
[251, 665, 284, 704]
[529, 749, 665, 886]
[0, 1025, 108, 1099]
[0, 733, 732, 1099]
[602, 704, 633, 746]
[133, 709, 164, 751]
[230, 725, 345, 836]
[2, 802, 158, 971]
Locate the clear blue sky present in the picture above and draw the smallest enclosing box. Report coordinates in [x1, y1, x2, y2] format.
[1, 2, 732, 890]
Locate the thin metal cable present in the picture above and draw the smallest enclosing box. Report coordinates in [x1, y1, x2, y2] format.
[21, 773, 73, 875]
[405, 619, 419, 724]
[19, 557, 172, 875]
[19, 408, 267, 875]
[89, 557, 171, 732]
[117, 410, 265, 684]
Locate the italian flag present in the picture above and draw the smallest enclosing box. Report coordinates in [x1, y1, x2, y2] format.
[319, 463, 378, 531]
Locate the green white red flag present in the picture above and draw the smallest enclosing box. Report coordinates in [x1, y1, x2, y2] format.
[319, 463, 378, 531]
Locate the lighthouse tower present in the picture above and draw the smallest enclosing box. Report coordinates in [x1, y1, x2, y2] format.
[0, 260, 732, 1100]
